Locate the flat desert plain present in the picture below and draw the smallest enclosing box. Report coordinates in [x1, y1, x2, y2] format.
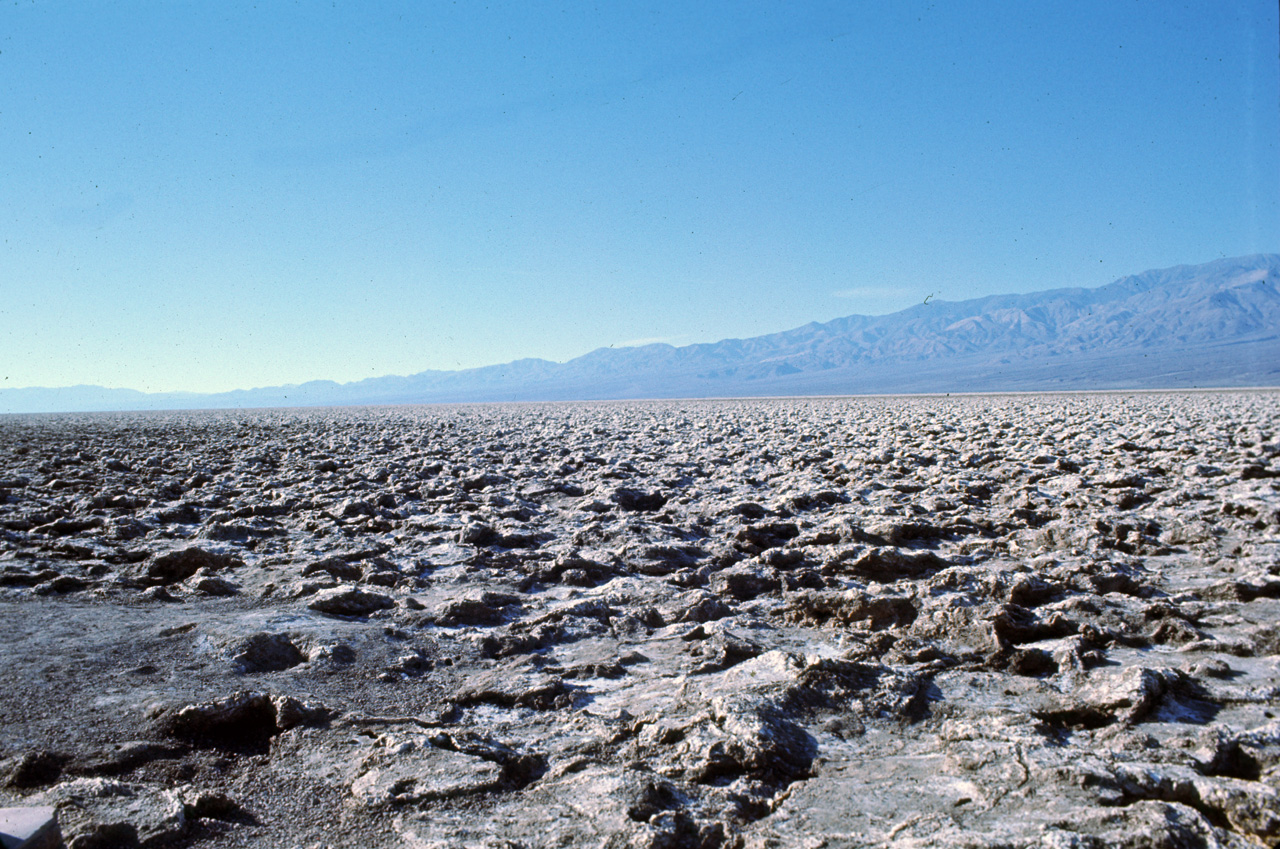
[1, 392, 1278, 849]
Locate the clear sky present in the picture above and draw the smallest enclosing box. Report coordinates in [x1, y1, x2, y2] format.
[3, 1, 1277, 394]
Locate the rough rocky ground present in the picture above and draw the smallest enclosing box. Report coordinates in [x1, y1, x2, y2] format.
[1, 392, 1278, 849]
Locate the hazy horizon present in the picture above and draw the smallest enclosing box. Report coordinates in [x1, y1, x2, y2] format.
[15, 252, 1278, 396]
[5, 2, 1278, 394]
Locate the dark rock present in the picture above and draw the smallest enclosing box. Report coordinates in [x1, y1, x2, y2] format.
[144, 548, 243, 586]
[0, 568, 58, 588]
[32, 575, 91, 595]
[460, 472, 509, 492]
[363, 568, 400, 588]
[1004, 647, 1058, 677]
[155, 691, 328, 751]
[231, 633, 306, 673]
[785, 490, 847, 512]
[730, 502, 769, 519]
[991, 603, 1079, 647]
[708, 563, 781, 601]
[1201, 579, 1280, 602]
[33, 517, 103, 536]
[840, 548, 948, 581]
[459, 522, 499, 546]
[335, 498, 375, 518]
[625, 544, 702, 577]
[301, 556, 363, 581]
[454, 671, 573, 711]
[435, 592, 522, 627]
[307, 586, 395, 617]
[1006, 573, 1062, 607]
[186, 574, 239, 596]
[155, 502, 201, 524]
[734, 521, 800, 552]
[784, 590, 917, 630]
[201, 522, 251, 541]
[492, 528, 549, 549]
[271, 694, 332, 730]
[155, 691, 281, 751]
[690, 633, 763, 674]
[137, 586, 177, 602]
[459, 522, 548, 549]
[658, 591, 733, 624]
[108, 518, 151, 541]
[784, 658, 927, 722]
[6, 751, 69, 788]
[535, 552, 618, 587]
[863, 520, 949, 545]
[611, 488, 668, 512]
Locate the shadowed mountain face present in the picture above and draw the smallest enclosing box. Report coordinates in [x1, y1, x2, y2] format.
[5, 254, 1278, 413]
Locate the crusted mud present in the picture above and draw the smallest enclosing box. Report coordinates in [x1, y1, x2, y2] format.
[1, 392, 1278, 848]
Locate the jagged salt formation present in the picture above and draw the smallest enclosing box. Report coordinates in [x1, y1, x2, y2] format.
[0, 392, 1277, 848]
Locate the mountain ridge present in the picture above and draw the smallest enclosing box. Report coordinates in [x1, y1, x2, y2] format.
[5, 254, 1278, 413]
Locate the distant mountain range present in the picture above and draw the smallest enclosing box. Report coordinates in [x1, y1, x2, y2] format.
[5, 254, 1278, 413]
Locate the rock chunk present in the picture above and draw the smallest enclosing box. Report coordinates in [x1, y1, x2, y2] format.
[434, 592, 522, 627]
[1032, 666, 1192, 728]
[454, 670, 573, 711]
[0, 806, 61, 849]
[350, 738, 504, 808]
[154, 691, 329, 752]
[708, 562, 781, 600]
[143, 547, 242, 586]
[5, 752, 68, 789]
[32, 778, 186, 849]
[734, 521, 800, 552]
[784, 590, 917, 630]
[840, 547, 948, 581]
[611, 487, 667, 512]
[307, 585, 395, 617]
[231, 633, 306, 673]
[301, 556, 362, 581]
[185, 573, 239, 596]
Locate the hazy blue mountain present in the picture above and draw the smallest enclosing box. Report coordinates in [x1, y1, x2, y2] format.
[5, 254, 1277, 413]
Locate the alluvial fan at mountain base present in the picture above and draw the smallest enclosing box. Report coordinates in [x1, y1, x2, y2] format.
[1, 392, 1279, 848]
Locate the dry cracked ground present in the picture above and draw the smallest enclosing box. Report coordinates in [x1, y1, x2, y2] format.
[1, 392, 1279, 849]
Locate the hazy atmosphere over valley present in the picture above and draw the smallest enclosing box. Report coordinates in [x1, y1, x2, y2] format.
[2, 4, 1279, 849]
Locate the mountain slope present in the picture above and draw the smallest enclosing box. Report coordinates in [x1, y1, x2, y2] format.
[4, 255, 1278, 413]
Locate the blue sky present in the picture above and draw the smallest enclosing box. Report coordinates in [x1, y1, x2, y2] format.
[3, 1, 1277, 393]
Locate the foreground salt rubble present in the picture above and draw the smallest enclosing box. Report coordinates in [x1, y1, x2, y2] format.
[0, 392, 1277, 848]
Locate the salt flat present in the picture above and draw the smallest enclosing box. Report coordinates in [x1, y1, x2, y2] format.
[1, 392, 1278, 848]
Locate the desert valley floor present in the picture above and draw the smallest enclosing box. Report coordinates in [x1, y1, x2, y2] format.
[1, 392, 1278, 848]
